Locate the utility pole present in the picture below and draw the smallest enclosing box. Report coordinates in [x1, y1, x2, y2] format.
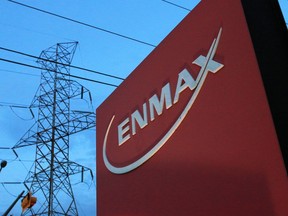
[12, 42, 95, 216]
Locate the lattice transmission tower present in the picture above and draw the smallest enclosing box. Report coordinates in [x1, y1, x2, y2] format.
[12, 42, 96, 215]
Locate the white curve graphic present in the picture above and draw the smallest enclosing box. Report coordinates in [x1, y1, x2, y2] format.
[103, 28, 223, 174]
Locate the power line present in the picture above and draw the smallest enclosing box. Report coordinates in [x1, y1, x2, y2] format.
[0, 68, 39, 77]
[0, 57, 119, 87]
[8, 0, 157, 48]
[0, 46, 125, 81]
[0, 147, 10, 149]
[1, 183, 19, 197]
[0, 101, 30, 109]
[0, 182, 23, 184]
[161, 0, 191, 11]
[3, 158, 37, 163]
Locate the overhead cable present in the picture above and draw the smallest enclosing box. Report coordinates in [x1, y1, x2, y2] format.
[0, 46, 125, 81]
[161, 0, 191, 11]
[0, 101, 30, 109]
[0, 68, 39, 77]
[1, 181, 23, 184]
[8, 0, 157, 48]
[0, 147, 10, 149]
[0, 58, 119, 87]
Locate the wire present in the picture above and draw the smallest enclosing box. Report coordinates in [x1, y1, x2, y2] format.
[0, 20, 77, 42]
[0, 57, 119, 87]
[1, 183, 18, 197]
[8, 0, 157, 48]
[0, 182, 23, 184]
[0, 46, 125, 81]
[161, 0, 191, 11]
[0, 101, 30, 108]
[18, 157, 31, 173]
[10, 106, 35, 121]
[0, 68, 40, 77]
[7, 158, 37, 163]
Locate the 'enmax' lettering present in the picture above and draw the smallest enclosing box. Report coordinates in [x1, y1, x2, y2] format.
[118, 68, 196, 146]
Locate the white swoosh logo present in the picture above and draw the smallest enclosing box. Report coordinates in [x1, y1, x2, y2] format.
[103, 28, 223, 174]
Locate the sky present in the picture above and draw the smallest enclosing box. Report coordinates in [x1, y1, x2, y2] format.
[0, 0, 287, 215]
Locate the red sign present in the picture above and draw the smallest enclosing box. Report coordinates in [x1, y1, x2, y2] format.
[96, 0, 288, 215]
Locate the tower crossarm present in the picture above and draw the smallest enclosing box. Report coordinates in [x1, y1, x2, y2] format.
[12, 111, 95, 149]
[56, 161, 94, 181]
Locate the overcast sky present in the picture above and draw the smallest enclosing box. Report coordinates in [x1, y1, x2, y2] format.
[0, 0, 287, 215]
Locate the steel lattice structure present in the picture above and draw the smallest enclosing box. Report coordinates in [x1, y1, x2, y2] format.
[12, 42, 95, 216]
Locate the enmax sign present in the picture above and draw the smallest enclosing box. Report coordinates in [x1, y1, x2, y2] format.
[98, 0, 288, 215]
[103, 28, 224, 174]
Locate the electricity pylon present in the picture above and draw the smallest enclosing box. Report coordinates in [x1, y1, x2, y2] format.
[12, 42, 95, 215]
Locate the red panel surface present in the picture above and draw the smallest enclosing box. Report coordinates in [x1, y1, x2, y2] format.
[96, 0, 288, 215]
